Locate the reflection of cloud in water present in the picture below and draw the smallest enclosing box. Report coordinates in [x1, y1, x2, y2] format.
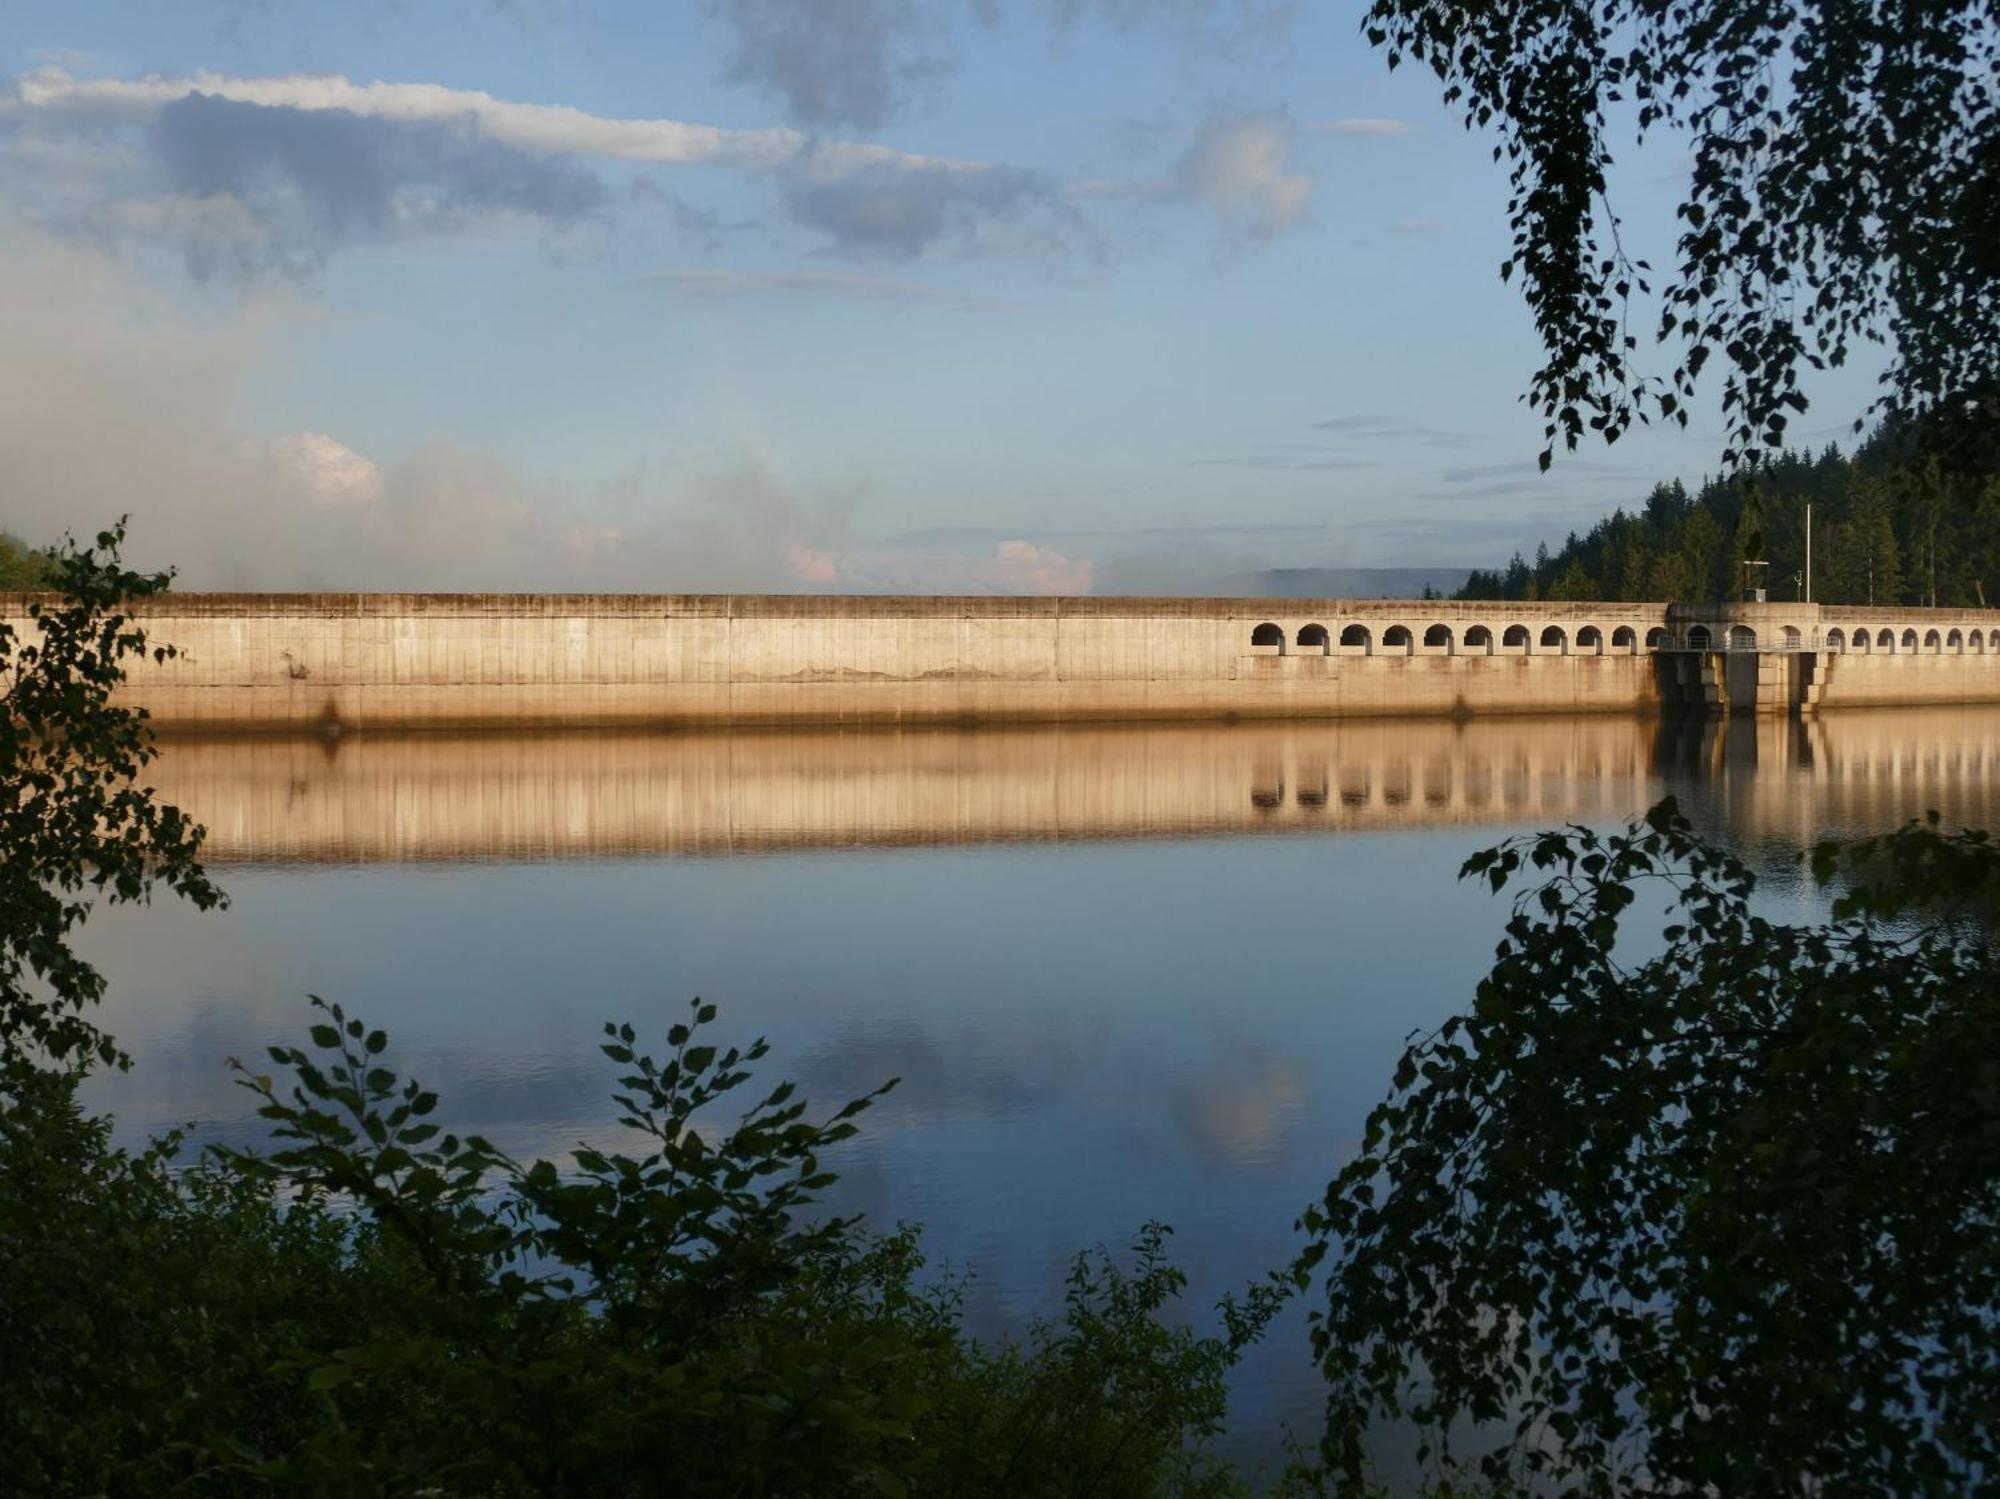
[790, 1016, 1095, 1125]
[1169, 1044, 1306, 1170]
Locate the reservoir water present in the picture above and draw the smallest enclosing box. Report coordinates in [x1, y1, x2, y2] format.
[78, 707, 2000, 1471]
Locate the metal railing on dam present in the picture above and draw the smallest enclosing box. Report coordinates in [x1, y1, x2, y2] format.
[9, 592, 2000, 729]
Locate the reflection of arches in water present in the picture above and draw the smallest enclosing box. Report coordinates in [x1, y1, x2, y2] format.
[1340, 623, 1371, 652]
[1382, 625, 1414, 654]
[1297, 623, 1330, 652]
[1826, 627, 1846, 652]
[1503, 624, 1531, 651]
[1687, 625, 1713, 650]
[1575, 625, 1603, 654]
[1423, 623, 1453, 651]
[1464, 624, 1494, 654]
[1296, 759, 1329, 808]
[1645, 626, 1668, 650]
[1540, 625, 1567, 652]
[1423, 764, 1453, 806]
[1728, 625, 1757, 651]
[1612, 625, 1637, 652]
[165, 714, 2000, 861]
[1251, 622, 1284, 652]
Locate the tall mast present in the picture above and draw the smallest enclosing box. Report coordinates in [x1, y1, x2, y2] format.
[1805, 502, 1812, 604]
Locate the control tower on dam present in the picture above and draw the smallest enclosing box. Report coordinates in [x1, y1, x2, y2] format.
[9, 592, 2000, 733]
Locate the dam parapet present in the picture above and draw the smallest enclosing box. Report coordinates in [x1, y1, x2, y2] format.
[4, 592, 1997, 732]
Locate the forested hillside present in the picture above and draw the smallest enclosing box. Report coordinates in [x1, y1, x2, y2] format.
[0, 531, 50, 589]
[1459, 427, 2000, 607]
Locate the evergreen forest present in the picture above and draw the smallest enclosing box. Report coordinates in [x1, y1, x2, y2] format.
[1457, 426, 2000, 608]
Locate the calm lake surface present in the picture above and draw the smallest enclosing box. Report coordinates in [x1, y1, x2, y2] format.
[80, 707, 2000, 1473]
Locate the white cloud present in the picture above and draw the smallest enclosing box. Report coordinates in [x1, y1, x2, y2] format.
[1173, 107, 1310, 241]
[1074, 106, 1312, 244]
[9, 65, 961, 178]
[6, 66, 1089, 266]
[0, 231, 866, 591]
[269, 431, 383, 506]
[785, 544, 846, 584]
[0, 231, 1114, 595]
[985, 539, 1093, 594]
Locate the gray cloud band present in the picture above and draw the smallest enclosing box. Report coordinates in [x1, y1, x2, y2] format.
[148, 92, 607, 280]
[5, 68, 1084, 272]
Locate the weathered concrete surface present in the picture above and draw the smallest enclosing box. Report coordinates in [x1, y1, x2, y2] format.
[1, 593, 1674, 731]
[7, 592, 1997, 730]
[1663, 602, 2000, 715]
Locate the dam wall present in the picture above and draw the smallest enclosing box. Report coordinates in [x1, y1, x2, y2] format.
[8, 593, 1999, 731]
[4, 593, 1673, 732]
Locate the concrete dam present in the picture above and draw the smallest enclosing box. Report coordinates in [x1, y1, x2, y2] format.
[15, 592, 2000, 732]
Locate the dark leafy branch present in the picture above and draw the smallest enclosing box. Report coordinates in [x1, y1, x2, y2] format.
[1363, 0, 2000, 469]
[0, 521, 221, 1070]
[1297, 799, 2000, 1496]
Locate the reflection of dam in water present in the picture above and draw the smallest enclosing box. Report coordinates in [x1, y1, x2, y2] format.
[1662, 707, 2000, 844]
[150, 708, 2000, 864]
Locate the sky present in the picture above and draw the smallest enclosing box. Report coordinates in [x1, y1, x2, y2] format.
[0, 0, 1885, 593]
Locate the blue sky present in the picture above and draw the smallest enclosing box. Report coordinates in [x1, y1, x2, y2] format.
[0, 1, 1883, 592]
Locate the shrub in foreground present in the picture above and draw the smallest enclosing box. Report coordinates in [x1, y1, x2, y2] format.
[1, 999, 1277, 1496]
